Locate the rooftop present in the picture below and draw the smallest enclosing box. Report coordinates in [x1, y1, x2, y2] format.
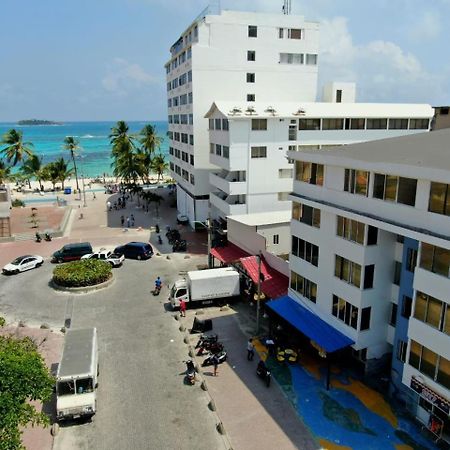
[205, 101, 433, 119]
[227, 210, 291, 227]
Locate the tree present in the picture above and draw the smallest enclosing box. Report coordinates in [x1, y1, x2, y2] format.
[42, 159, 72, 190]
[63, 136, 80, 192]
[0, 129, 34, 166]
[0, 335, 54, 449]
[0, 159, 12, 185]
[109, 121, 139, 183]
[151, 153, 168, 182]
[20, 155, 44, 190]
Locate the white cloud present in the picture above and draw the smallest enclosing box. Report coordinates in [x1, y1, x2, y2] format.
[408, 11, 441, 41]
[101, 58, 158, 95]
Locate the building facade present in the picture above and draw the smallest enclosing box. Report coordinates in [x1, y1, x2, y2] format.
[205, 101, 433, 221]
[288, 129, 450, 443]
[165, 7, 319, 225]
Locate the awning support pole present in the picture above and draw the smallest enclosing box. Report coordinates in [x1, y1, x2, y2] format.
[326, 358, 331, 391]
[255, 251, 262, 335]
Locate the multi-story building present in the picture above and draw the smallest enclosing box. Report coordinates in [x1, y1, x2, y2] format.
[205, 99, 433, 221]
[165, 7, 320, 225]
[432, 106, 450, 130]
[0, 184, 11, 238]
[285, 129, 450, 443]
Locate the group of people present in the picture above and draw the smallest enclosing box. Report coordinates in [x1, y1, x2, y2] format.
[120, 214, 135, 228]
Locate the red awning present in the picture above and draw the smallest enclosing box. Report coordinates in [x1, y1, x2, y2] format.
[240, 255, 288, 299]
[210, 243, 251, 264]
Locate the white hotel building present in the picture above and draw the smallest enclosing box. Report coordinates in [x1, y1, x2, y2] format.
[205, 100, 434, 221]
[285, 129, 450, 442]
[165, 7, 319, 225]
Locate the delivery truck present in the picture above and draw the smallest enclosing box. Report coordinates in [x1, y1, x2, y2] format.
[170, 267, 240, 309]
[56, 328, 98, 421]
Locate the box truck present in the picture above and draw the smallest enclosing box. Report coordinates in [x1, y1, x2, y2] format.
[56, 328, 98, 421]
[170, 267, 240, 309]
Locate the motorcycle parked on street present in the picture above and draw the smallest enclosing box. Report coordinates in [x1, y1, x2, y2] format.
[202, 349, 227, 367]
[44, 232, 52, 241]
[35, 232, 42, 243]
[195, 334, 218, 349]
[256, 360, 271, 387]
[196, 341, 224, 356]
[172, 239, 187, 252]
[184, 360, 196, 385]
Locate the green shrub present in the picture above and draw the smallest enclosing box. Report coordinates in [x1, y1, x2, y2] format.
[52, 259, 112, 287]
[11, 198, 25, 207]
[0, 316, 5, 327]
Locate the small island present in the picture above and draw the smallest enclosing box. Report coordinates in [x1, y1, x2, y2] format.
[18, 119, 63, 126]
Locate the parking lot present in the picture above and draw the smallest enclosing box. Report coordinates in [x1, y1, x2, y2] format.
[0, 253, 226, 450]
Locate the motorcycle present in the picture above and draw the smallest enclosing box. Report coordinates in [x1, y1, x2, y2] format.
[165, 229, 181, 244]
[195, 333, 218, 349]
[44, 232, 52, 241]
[35, 232, 42, 243]
[196, 341, 224, 356]
[184, 360, 196, 385]
[172, 239, 187, 252]
[256, 360, 271, 387]
[202, 349, 227, 367]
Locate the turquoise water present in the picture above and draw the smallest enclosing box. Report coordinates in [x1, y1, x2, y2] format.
[0, 121, 168, 178]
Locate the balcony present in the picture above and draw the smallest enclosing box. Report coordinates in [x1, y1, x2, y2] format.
[210, 170, 247, 195]
[210, 191, 246, 216]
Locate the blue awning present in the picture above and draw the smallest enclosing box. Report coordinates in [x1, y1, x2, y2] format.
[266, 295, 354, 353]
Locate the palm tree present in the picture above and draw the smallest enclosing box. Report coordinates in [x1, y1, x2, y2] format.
[63, 136, 80, 192]
[52, 157, 73, 189]
[0, 129, 34, 166]
[21, 154, 44, 190]
[139, 124, 162, 156]
[109, 121, 138, 183]
[151, 153, 168, 182]
[0, 159, 12, 185]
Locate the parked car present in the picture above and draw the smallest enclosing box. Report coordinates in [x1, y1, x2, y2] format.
[52, 242, 93, 263]
[81, 250, 125, 267]
[3, 255, 44, 275]
[113, 242, 153, 260]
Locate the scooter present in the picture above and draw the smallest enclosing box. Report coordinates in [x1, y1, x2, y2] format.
[202, 349, 227, 367]
[35, 232, 42, 243]
[44, 232, 52, 241]
[196, 341, 224, 356]
[195, 334, 218, 349]
[152, 285, 161, 296]
[184, 360, 196, 385]
[256, 360, 271, 387]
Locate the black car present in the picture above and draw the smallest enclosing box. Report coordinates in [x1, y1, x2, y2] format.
[113, 242, 153, 260]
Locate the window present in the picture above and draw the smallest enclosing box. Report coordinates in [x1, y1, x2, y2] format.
[332, 295, 359, 329]
[189, 114, 193, 125]
[210, 143, 214, 154]
[247, 94, 255, 102]
[292, 201, 320, 228]
[336, 90, 342, 103]
[390, 303, 398, 326]
[248, 25, 257, 38]
[295, 162, 324, 186]
[373, 174, 417, 206]
[247, 50, 256, 61]
[189, 135, 194, 145]
[344, 169, 369, 196]
[288, 124, 296, 141]
[420, 243, 450, 278]
[397, 340, 407, 362]
[173, 96, 179, 106]
[322, 118, 344, 130]
[278, 169, 293, 178]
[215, 118, 222, 130]
[209, 119, 214, 130]
[290, 271, 317, 303]
[406, 248, 417, 272]
[414, 291, 449, 334]
[401, 296, 412, 318]
[180, 114, 188, 124]
[280, 53, 304, 65]
[367, 118, 387, 129]
[360, 307, 371, 330]
[367, 226, 378, 245]
[180, 94, 187, 105]
[190, 155, 194, 165]
[222, 146, 229, 159]
[409, 118, 429, 129]
[335, 255, 362, 288]
[273, 235, 279, 244]
[298, 119, 320, 130]
[215, 144, 222, 156]
[363, 265, 374, 289]
[350, 118, 365, 129]
[190, 174, 195, 185]
[251, 146, 267, 158]
[428, 182, 450, 216]
[291, 236, 319, 266]
[168, 98, 172, 107]
[393, 261, 401, 285]
[222, 119, 229, 130]
[389, 118, 408, 129]
[188, 70, 192, 82]
[181, 133, 188, 144]
[336, 216, 366, 245]
[288, 28, 302, 39]
[246, 73, 255, 83]
[252, 119, 267, 130]
[188, 92, 193, 104]
[305, 54, 317, 65]
[278, 28, 284, 38]
[278, 192, 289, 201]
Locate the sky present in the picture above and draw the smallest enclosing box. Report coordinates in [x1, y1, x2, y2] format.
[0, 0, 449, 121]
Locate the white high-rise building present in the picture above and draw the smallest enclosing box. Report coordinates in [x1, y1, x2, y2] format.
[165, 7, 319, 225]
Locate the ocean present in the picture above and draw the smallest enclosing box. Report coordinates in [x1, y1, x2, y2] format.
[0, 121, 168, 178]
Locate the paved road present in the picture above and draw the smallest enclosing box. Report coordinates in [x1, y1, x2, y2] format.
[0, 254, 225, 450]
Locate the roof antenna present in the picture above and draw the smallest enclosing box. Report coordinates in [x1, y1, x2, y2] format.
[282, 0, 291, 14]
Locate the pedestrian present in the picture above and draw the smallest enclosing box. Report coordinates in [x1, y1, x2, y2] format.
[179, 299, 186, 317]
[130, 214, 135, 227]
[247, 338, 255, 361]
[106, 201, 111, 211]
[93, 192, 96, 200]
[212, 354, 219, 376]
[126, 216, 130, 228]
[154, 276, 162, 293]
[120, 215, 125, 226]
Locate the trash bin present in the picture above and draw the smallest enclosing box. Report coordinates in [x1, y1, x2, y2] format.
[64, 187, 72, 195]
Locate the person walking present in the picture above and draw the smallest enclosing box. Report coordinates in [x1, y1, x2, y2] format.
[120, 215, 125, 227]
[247, 338, 255, 361]
[212, 354, 219, 376]
[126, 216, 130, 228]
[106, 201, 111, 211]
[130, 214, 135, 227]
[179, 299, 186, 317]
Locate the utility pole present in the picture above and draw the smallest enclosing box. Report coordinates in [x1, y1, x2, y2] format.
[207, 217, 212, 268]
[255, 251, 262, 335]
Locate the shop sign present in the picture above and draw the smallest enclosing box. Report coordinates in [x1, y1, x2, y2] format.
[411, 377, 450, 415]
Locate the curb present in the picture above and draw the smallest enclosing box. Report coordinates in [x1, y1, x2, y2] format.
[50, 274, 114, 294]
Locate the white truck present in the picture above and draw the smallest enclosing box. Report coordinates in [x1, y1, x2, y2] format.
[81, 249, 124, 267]
[169, 267, 241, 309]
[56, 328, 98, 421]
